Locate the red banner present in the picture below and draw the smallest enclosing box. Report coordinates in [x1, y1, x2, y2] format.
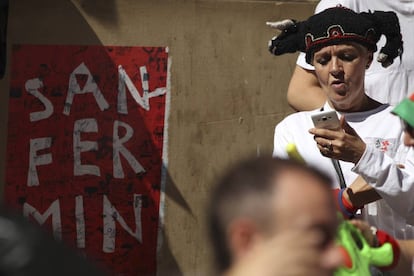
[5, 45, 169, 275]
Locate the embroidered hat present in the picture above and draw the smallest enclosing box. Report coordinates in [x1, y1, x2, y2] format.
[268, 6, 403, 67]
[392, 93, 414, 128]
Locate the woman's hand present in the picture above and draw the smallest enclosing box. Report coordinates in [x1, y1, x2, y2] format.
[309, 116, 366, 164]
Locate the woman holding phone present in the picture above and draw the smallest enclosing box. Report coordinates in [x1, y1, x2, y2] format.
[270, 6, 414, 245]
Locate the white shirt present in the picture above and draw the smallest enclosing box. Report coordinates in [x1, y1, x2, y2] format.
[273, 102, 414, 239]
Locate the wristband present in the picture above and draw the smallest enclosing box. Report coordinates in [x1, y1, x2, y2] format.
[338, 188, 356, 219]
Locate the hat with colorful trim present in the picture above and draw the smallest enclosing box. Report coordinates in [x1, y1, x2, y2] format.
[268, 6, 403, 67]
[392, 93, 414, 128]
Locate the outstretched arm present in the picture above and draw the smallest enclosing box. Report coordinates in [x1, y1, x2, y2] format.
[309, 117, 414, 218]
[287, 65, 326, 111]
[344, 176, 382, 208]
[310, 117, 414, 218]
[334, 176, 381, 219]
[352, 145, 414, 218]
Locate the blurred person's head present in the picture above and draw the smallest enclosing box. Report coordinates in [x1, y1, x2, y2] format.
[392, 93, 414, 146]
[0, 208, 107, 276]
[207, 157, 341, 275]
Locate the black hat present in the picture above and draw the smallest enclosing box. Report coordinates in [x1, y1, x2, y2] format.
[268, 6, 403, 67]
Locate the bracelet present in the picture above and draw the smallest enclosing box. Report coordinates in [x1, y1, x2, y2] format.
[338, 188, 355, 218]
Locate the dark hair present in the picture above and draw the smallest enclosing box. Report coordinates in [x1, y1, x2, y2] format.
[207, 156, 331, 272]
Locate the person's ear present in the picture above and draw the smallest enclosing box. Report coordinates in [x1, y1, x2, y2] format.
[227, 219, 259, 261]
[403, 131, 414, 147]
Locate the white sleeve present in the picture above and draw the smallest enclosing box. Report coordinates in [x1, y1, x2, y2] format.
[272, 120, 291, 159]
[352, 144, 414, 219]
[296, 53, 314, 70]
[296, 0, 350, 70]
[315, 0, 348, 13]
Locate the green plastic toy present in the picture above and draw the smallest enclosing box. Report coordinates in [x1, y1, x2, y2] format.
[334, 219, 393, 276]
[285, 143, 395, 275]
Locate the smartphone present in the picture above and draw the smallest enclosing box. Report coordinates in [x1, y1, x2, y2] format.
[311, 110, 340, 130]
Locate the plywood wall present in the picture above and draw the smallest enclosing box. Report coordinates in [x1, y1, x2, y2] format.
[0, 0, 316, 275]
